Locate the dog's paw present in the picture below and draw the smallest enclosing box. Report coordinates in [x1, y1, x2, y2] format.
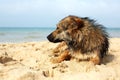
[53, 49, 60, 53]
[90, 56, 101, 65]
[50, 57, 62, 63]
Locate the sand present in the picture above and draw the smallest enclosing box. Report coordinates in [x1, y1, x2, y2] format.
[0, 38, 120, 80]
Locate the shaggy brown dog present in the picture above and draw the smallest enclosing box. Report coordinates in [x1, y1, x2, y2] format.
[47, 15, 109, 65]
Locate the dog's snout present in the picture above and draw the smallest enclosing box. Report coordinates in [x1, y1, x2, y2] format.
[47, 33, 54, 42]
[47, 33, 63, 43]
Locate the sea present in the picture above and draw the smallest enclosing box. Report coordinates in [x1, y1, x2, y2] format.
[0, 27, 120, 43]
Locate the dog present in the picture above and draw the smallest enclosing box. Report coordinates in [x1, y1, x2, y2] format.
[47, 15, 109, 65]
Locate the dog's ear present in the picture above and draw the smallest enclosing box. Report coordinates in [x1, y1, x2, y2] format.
[75, 18, 84, 28]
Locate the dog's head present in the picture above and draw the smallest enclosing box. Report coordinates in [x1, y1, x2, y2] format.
[47, 15, 84, 43]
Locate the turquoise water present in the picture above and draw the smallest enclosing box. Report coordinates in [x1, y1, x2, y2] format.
[0, 27, 120, 43]
[0, 27, 55, 43]
[107, 28, 120, 38]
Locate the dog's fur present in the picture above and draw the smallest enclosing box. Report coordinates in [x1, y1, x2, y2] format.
[47, 15, 109, 65]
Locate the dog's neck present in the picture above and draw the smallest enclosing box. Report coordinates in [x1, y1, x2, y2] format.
[66, 41, 80, 51]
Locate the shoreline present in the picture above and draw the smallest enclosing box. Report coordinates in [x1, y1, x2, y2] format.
[0, 38, 120, 80]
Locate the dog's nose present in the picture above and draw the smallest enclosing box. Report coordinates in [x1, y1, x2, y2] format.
[47, 33, 54, 42]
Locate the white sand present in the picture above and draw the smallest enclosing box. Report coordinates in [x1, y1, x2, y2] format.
[0, 38, 120, 80]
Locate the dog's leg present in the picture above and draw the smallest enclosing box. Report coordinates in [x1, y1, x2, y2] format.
[90, 52, 101, 65]
[50, 50, 70, 63]
[90, 56, 101, 65]
[53, 42, 67, 53]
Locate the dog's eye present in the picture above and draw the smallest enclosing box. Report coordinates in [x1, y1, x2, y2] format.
[57, 27, 61, 30]
[57, 23, 63, 29]
[56, 27, 59, 29]
[56, 25, 60, 29]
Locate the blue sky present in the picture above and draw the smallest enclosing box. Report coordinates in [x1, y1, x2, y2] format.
[0, 0, 120, 28]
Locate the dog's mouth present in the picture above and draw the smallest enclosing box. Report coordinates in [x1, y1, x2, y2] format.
[47, 34, 63, 43]
[53, 39, 63, 43]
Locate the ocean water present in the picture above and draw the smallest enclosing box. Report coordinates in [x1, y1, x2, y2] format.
[0, 27, 55, 43]
[0, 27, 120, 43]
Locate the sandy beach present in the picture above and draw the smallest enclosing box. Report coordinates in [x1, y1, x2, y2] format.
[0, 38, 120, 80]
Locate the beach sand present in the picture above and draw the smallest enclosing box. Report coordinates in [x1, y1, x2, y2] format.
[0, 38, 120, 80]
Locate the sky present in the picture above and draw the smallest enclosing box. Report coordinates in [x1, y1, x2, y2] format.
[0, 0, 120, 28]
